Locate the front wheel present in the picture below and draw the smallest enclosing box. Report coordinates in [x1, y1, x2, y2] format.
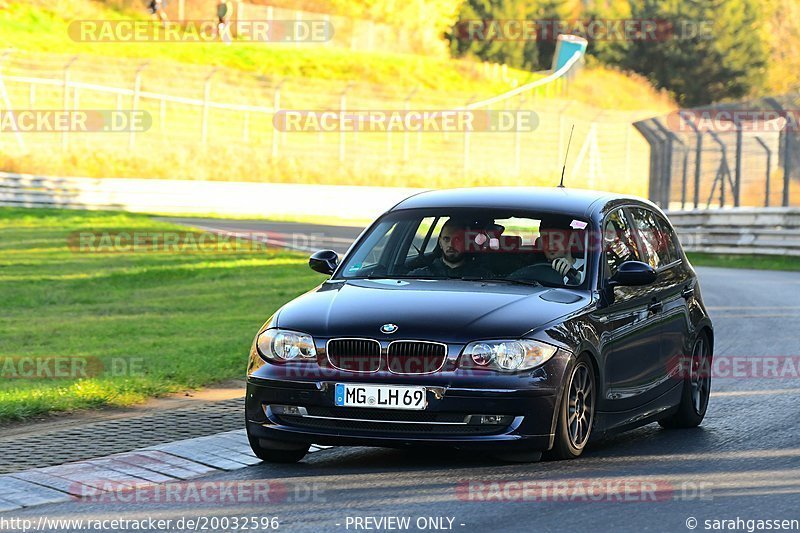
[247, 433, 310, 463]
[659, 332, 711, 429]
[547, 353, 596, 460]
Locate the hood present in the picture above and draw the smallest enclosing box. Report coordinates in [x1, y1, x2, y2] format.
[275, 279, 591, 343]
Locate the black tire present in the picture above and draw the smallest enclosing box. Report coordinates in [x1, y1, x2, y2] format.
[247, 433, 310, 463]
[659, 332, 711, 429]
[547, 353, 596, 460]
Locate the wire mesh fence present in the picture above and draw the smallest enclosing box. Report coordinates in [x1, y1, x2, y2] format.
[147, 0, 446, 55]
[635, 96, 800, 209]
[0, 49, 654, 192]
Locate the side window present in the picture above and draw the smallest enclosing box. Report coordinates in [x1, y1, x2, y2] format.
[423, 217, 445, 254]
[408, 217, 440, 258]
[655, 215, 680, 265]
[629, 207, 664, 269]
[629, 208, 680, 269]
[603, 208, 640, 277]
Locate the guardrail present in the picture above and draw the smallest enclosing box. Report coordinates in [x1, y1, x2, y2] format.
[6, 172, 795, 256]
[666, 208, 800, 256]
[0, 172, 424, 221]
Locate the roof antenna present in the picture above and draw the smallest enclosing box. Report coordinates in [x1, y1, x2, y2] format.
[558, 124, 575, 188]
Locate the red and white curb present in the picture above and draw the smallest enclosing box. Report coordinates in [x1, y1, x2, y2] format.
[0, 429, 330, 512]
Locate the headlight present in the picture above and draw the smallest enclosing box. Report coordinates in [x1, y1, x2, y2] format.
[256, 329, 317, 362]
[461, 339, 557, 372]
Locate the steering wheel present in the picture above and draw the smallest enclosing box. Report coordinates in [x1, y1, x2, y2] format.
[510, 263, 580, 285]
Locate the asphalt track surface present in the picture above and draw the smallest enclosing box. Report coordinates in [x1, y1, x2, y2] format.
[6, 220, 800, 533]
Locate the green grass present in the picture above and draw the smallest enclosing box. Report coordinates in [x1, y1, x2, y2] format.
[0, 0, 535, 95]
[0, 207, 322, 422]
[687, 252, 800, 272]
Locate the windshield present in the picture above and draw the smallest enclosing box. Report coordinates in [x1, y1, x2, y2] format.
[337, 209, 591, 288]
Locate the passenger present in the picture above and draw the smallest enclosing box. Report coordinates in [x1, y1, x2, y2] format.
[408, 219, 492, 278]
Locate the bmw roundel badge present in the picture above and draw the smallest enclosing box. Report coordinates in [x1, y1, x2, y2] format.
[380, 323, 399, 334]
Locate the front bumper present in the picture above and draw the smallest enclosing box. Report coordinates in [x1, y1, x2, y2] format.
[245, 353, 570, 452]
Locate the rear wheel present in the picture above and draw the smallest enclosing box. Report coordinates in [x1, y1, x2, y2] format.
[659, 332, 711, 429]
[547, 353, 596, 460]
[247, 433, 310, 463]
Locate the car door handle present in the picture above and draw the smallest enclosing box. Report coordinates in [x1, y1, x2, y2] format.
[648, 300, 663, 313]
[681, 286, 695, 299]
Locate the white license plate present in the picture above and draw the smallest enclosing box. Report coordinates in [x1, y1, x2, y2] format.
[334, 383, 427, 410]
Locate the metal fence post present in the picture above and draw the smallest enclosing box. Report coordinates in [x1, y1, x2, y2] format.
[339, 82, 352, 163]
[201, 69, 216, 145]
[734, 121, 742, 207]
[402, 88, 417, 162]
[678, 112, 704, 209]
[0, 50, 26, 151]
[129, 62, 147, 151]
[783, 132, 793, 207]
[62, 56, 78, 152]
[463, 97, 475, 178]
[514, 96, 524, 176]
[272, 79, 285, 159]
[160, 97, 166, 138]
[754, 136, 772, 207]
[652, 120, 674, 208]
[693, 132, 703, 209]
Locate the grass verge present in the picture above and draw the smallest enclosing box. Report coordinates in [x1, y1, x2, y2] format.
[0, 207, 322, 422]
[687, 252, 800, 272]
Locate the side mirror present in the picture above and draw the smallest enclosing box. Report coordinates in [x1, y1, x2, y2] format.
[609, 261, 657, 287]
[309, 249, 339, 275]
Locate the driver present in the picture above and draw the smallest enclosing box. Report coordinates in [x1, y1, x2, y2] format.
[408, 218, 491, 278]
[511, 218, 584, 284]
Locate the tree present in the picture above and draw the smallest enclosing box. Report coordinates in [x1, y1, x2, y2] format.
[596, 0, 768, 105]
[447, 0, 539, 70]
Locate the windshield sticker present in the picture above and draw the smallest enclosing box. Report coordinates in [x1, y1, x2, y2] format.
[570, 220, 588, 230]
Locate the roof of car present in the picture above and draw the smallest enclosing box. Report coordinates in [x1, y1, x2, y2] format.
[390, 187, 649, 218]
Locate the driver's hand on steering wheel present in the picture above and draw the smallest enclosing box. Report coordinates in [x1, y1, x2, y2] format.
[552, 257, 573, 277]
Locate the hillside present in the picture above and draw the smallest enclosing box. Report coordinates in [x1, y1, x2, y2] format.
[1, 0, 673, 111]
[0, 0, 673, 194]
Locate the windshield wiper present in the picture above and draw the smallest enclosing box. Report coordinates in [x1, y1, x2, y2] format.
[362, 274, 448, 280]
[460, 276, 541, 287]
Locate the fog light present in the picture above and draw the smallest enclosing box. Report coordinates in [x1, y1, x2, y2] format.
[268, 405, 308, 416]
[479, 415, 512, 425]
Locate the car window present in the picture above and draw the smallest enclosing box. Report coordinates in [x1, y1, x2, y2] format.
[495, 217, 540, 246]
[337, 209, 590, 288]
[603, 208, 640, 277]
[629, 207, 679, 269]
[628, 207, 664, 269]
[343, 221, 398, 275]
[655, 215, 680, 265]
[408, 217, 441, 258]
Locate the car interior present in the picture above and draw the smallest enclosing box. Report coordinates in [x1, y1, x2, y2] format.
[347, 214, 588, 286]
